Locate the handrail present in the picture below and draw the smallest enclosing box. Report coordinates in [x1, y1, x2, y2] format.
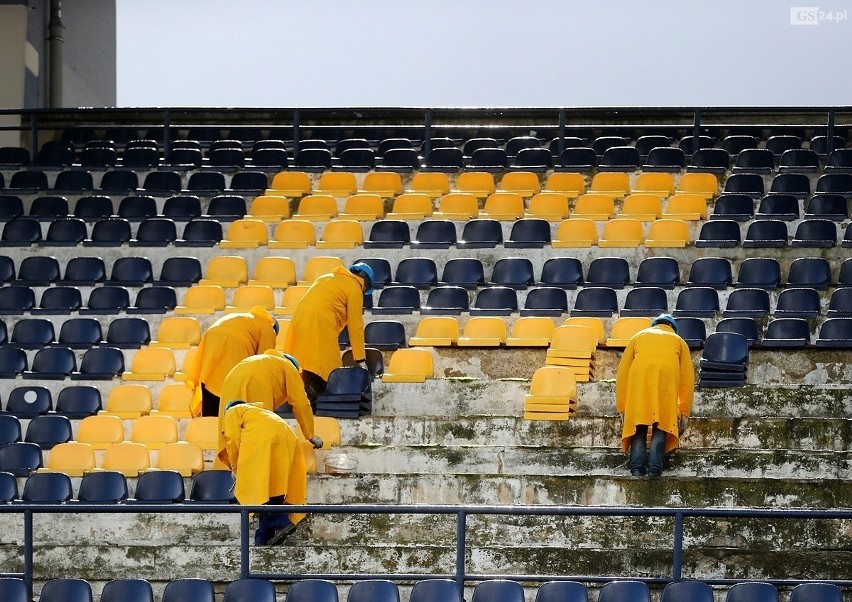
[2, 502, 851, 598]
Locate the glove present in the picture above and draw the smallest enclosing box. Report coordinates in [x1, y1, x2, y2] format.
[309, 436, 324, 449]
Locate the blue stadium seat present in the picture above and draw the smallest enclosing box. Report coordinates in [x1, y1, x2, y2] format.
[0, 578, 26, 602]
[41, 217, 87, 246]
[127, 286, 178, 314]
[55, 385, 102, 417]
[716, 317, 761, 346]
[37, 578, 93, 602]
[100, 579, 154, 602]
[0, 195, 24, 221]
[84, 217, 132, 247]
[187, 470, 236, 504]
[77, 470, 129, 504]
[364, 321, 407, 350]
[10, 319, 56, 349]
[774, 288, 820, 319]
[520, 286, 568, 317]
[686, 257, 732, 288]
[117, 195, 157, 221]
[725, 582, 777, 602]
[827, 288, 852, 317]
[105, 317, 152, 349]
[754, 194, 799, 221]
[394, 257, 438, 289]
[804, 194, 848, 221]
[372, 286, 421, 315]
[673, 287, 720, 318]
[5, 386, 52, 418]
[316, 366, 372, 418]
[586, 257, 630, 289]
[539, 257, 583, 289]
[80, 285, 130, 315]
[32, 286, 83, 315]
[223, 579, 276, 602]
[723, 173, 764, 197]
[129, 469, 186, 504]
[470, 286, 518, 316]
[736, 257, 781, 289]
[348, 580, 400, 602]
[285, 579, 339, 602]
[60, 256, 106, 285]
[535, 581, 588, 602]
[52, 170, 94, 194]
[743, 219, 787, 248]
[130, 218, 178, 246]
[0, 415, 22, 445]
[620, 287, 668, 317]
[364, 220, 410, 249]
[504, 218, 550, 248]
[0, 442, 43, 476]
[24, 414, 72, 449]
[440, 258, 485, 289]
[598, 581, 650, 602]
[635, 257, 680, 289]
[490, 257, 535, 289]
[155, 256, 202, 287]
[58, 318, 103, 349]
[571, 287, 618, 317]
[411, 220, 457, 249]
[815, 318, 852, 348]
[69, 347, 125, 381]
[457, 219, 503, 249]
[694, 220, 741, 248]
[709, 194, 753, 221]
[421, 286, 470, 315]
[659, 581, 712, 602]
[676, 317, 707, 348]
[410, 580, 462, 602]
[0, 217, 43, 246]
[161, 579, 213, 602]
[787, 257, 831, 290]
[23, 346, 76, 380]
[723, 288, 771, 318]
[791, 219, 837, 247]
[761, 318, 811, 348]
[106, 257, 153, 286]
[472, 581, 525, 602]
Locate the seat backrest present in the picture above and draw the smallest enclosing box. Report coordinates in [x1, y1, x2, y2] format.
[409, 579, 462, 602]
[347, 580, 400, 602]
[285, 579, 339, 602]
[38, 578, 93, 602]
[161, 578, 214, 602]
[100, 579, 154, 602]
[725, 582, 778, 602]
[659, 581, 712, 602]
[0, 578, 28, 602]
[223, 579, 277, 602]
[535, 581, 588, 602]
[22, 471, 73, 503]
[598, 581, 650, 602]
[189, 469, 236, 503]
[77, 470, 129, 503]
[471, 580, 525, 602]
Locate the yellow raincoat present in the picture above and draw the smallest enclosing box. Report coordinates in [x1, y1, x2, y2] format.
[218, 402, 308, 524]
[284, 266, 366, 380]
[615, 323, 694, 454]
[184, 306, 278, 416]
[216, 350, 316, 459]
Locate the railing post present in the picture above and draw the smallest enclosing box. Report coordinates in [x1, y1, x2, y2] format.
[240, 510, 250, 579]
[672, 512, 684, 582]
[162, 109, 171, 151]
[424, 111, 432, 158]
[455, 509, 467, 595]
[24, 509, 33, 601]
[557, 109, 566, 157]
[692, 110, 701, 156]
[30, 113, 38, 157]
[827, 109, 836, 156]
[293, 109, 301, 153]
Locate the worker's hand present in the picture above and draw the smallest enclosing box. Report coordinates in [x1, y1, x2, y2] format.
[309, 436, 324, 449]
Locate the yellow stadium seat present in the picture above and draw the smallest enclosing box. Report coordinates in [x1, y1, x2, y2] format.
[150, 316, 202, 349]
[100, 441, 150, 477]
[480, 192, 524, 221]
[275, 319, 290, 350]
[523, 366, 577, 420]
[382, 348, 435, 383]
[44, 441, 97, 477]
[122, 347, 177, 381]
[76, 414, 125, 450]
[103, 384, 153, 419]
[406, 172, 451, 197]
[547, 324, 597, 359]
[433, 193, 479, 220]
[293, 415, 341, 450]
[173, 346, 197, 382]
[562, 317, 606, 346]
[317, 219, 364, 249]
[226, 285, 276, 313]
[248, 256, 298, 288]
[598, 218, 644, 247]
[633, 172, 675, 197]
[292, 194, 339, 221]
[175, 285, 226, 315]
[275, 285, 310, 316]
[387, 193, 434, 220]
[269, 219, 317, 249]
[525, 192, 570, 221]
[409, 316, 460, 347]
[130, 414, 178, 450]
[606, 316, 652, 348]
[675, 172, 718, 198]
[453, 171, 495, 198]
[316, 171, 358, 196]
[572, 193, 615, 220]
[619, 194, 663, 221]
[268, 171, 312, 197]
[247, 195, 292, 222]
[542, 172, 585, 198]
[506, 316, 556, 347]
[662, 193, 707, 220]
[457, 316, 507, 347]
[590, 172, 630, 197]
[552, 218, 598, 248]
[498, 171, 540, 197]
[219, 218, 269, 249]
[155, 441, 204, 476]
[340, 193, 385, 221]
[360, 172, 403, 197]
[152, 384, 193, 419]
[184, 416, 218, 451]
[199, 255, 248, 288]
[298, 255, 345, 286]
[645, 218, 691, 248]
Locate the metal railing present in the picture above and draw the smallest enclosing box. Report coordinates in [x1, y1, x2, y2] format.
[1, 502, 851, 600]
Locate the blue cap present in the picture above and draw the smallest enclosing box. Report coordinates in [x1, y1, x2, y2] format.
[281, 352, 300, 371]
[652, 314, 678, 334]
[224, 400, 246, 412]
[349, 263, 374, 295]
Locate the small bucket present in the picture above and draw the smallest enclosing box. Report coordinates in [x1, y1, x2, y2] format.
[324, 453, 358, 475]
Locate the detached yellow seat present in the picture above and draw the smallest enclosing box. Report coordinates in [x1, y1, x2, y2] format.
[572, 193, 615, 220]
[268, 171, 312, 197]
[276, 285, 309, 316]
[409, 316, 460, 347]
[676, 172, 718, 198]
[184, 416, 219, 451]
[382, 349, 435, 383]
[130, 414, 179, 450]
[552, 218, 597, 248]
[175, 285, 226, 315]
[663, 193, 707, 220]
[298, 256, 345, 285]
[480, 192, 524, 221]
[226, 285, 276, 313]
[619, 194, 663, 221]
[122, 347, 177, 381]
[548, 324, 597, 359]
[543, 172, 585, 197]
[316, 171, 358, 196]
[44, 441, 97, 477]
[433, 193, 479, 220]
[498, 171, 540, 197]
[340, 193, 385, 221]
[645, 218, 690, 248]
[152, 384, 193, 419]
[360, 172, 403, 197]
[523, 366, 577, 420]
[406, 172, 450, 197]
[317, 219, 364, 249]
[506, 316, 556, 347]
[453, 171, 496, 198]
[293, 415, 341, 449]
[102, 384, 153, 419]
[606, 316, 652, 347]
[525, 193, 570, 221]
[155, 441, 204, 476]
[247, 195, 291, 222]
[248, 256, 297, 288]
[220, 218, 269, 248]
[200, 256, 248, 288]
[269, 219, 317, 249]
[76, 414, 125, 450]
[562, 317, 606, 346]
[590, 172, 630, 198]
[598, 218, 644, 247]
[387, 193, 434, 220]
[457, 316, 507, 347]
[150, 316, 202, 349]
[293, 194, 339, 221]
[100, 441, 150, 477]
[633, 172, 675, 197]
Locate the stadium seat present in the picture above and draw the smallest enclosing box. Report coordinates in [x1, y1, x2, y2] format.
[558, 147, 596, 171]
[10, 318, 56, 349]
[315, 366, 372, 418]
[571, 287, 618, 317]
[24, 414, 72, 449]
[659, 581, 712, 602]
[619, 194, 662, 221]
[481, 192, 524, 220]
[407, 172, 451, 197]
[121, 347, 176, 381]
[99, 579, 154, 602]
[761, 318, 811, 348]
[372, 286, 421, 315]
[0, 415, 22, 445]
[506, 316, 556, 346]
[736, 257, 781, 289]
[606, 317, 652, 347]
[70, 346, 126, 380]
[457, 316, 507, 347]
[521, 286, 568, 316]
[175, 218, 223, 247]
[409, 316, 460, 347]
[130, 470, 186, 504]
[457, 219, 503, 248]
[525, 192, 570, 221]
[269, 219, 317, 248]
[76, 469, 129, 503]
[175, 285, 226, 314]
[317, 219, 364, 249]
[552, 218, 597, 247]
[103, 384, 153, 418]
[0, 217, 42, 246]
[340, 194, 385, 221]
[791, 219, 837, 247]
[742, 219, 788, 247]
[100, 441, 151, 477]
[363, 220, 411, 249]
[774, 287, 820, 319]
[433, 193, 479, 220]
[472, 580, 525, 602]
[55, 385, 102, 417]
[804, 194, 848, 221]
[0, 578, 27, 602]
[23, 346, 76, 379]
[387, 193, 434, 220]
[676, 288, 723, 318]
[788, 583, 842, 602]
[716, 317, 761, 346]
[470, 286, 517, 316]
[186, 469, 237, 504]
[754, 194, 800, 221]
[695, 220, 741, 248]
[725, 582, 777, 602]
[676, 317, 707, 348]
[299, 256, 345, 285]
[490, 257, 535, 289]
[105, 317, 152, 349]
[382, 349, 434, 383]
[248, 256, 297, 288]
[276, 286, 310, 316]
[0, 441, 42, 475]
[0, 345, 27, 377]
[540, 257, 584, 289]
[620, 287, 668, 317]
[663, 194, 707, 220]
[411, 220, 457, 249]
[155, 441, 204, 476]
[598, 218, 644, 247]
[5, 385, 52, 417]
[573, 193, 615, 220]
[285, 579, 339, 602]
[505, 218, 550, 248]
[635, 257, 680, 289]
[590, 172, 630, 197]
[723, 288, 771, 318]
[586, 257, 630, 289]
[348, 580, 400, 602]
[454, 171, 495, 197]
[219, 218, 269, 248]
[16, 255, 61, 286]
[542, 172, 585, 197]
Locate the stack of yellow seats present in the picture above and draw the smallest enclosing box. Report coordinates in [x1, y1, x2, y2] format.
[544, 324, 598, 382]
[523, 366, 577, 420]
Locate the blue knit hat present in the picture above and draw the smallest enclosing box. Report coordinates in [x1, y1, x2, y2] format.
[281, 352, 300, 371]
[224, 400, 246, 412]
[651, 314, 678, 333]
[349, 263, 375, 295]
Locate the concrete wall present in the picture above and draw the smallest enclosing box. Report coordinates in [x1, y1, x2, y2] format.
[0, 4, 28, 145]
[62, 0, 117, 107]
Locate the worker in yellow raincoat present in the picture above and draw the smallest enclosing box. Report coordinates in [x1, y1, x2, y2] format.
[216, 350, 320, 464]
[284, 263, 373, 405]
[184, 306, 279, 417]
[615, 314, 694, 477]
[219, 400, 323, 546]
